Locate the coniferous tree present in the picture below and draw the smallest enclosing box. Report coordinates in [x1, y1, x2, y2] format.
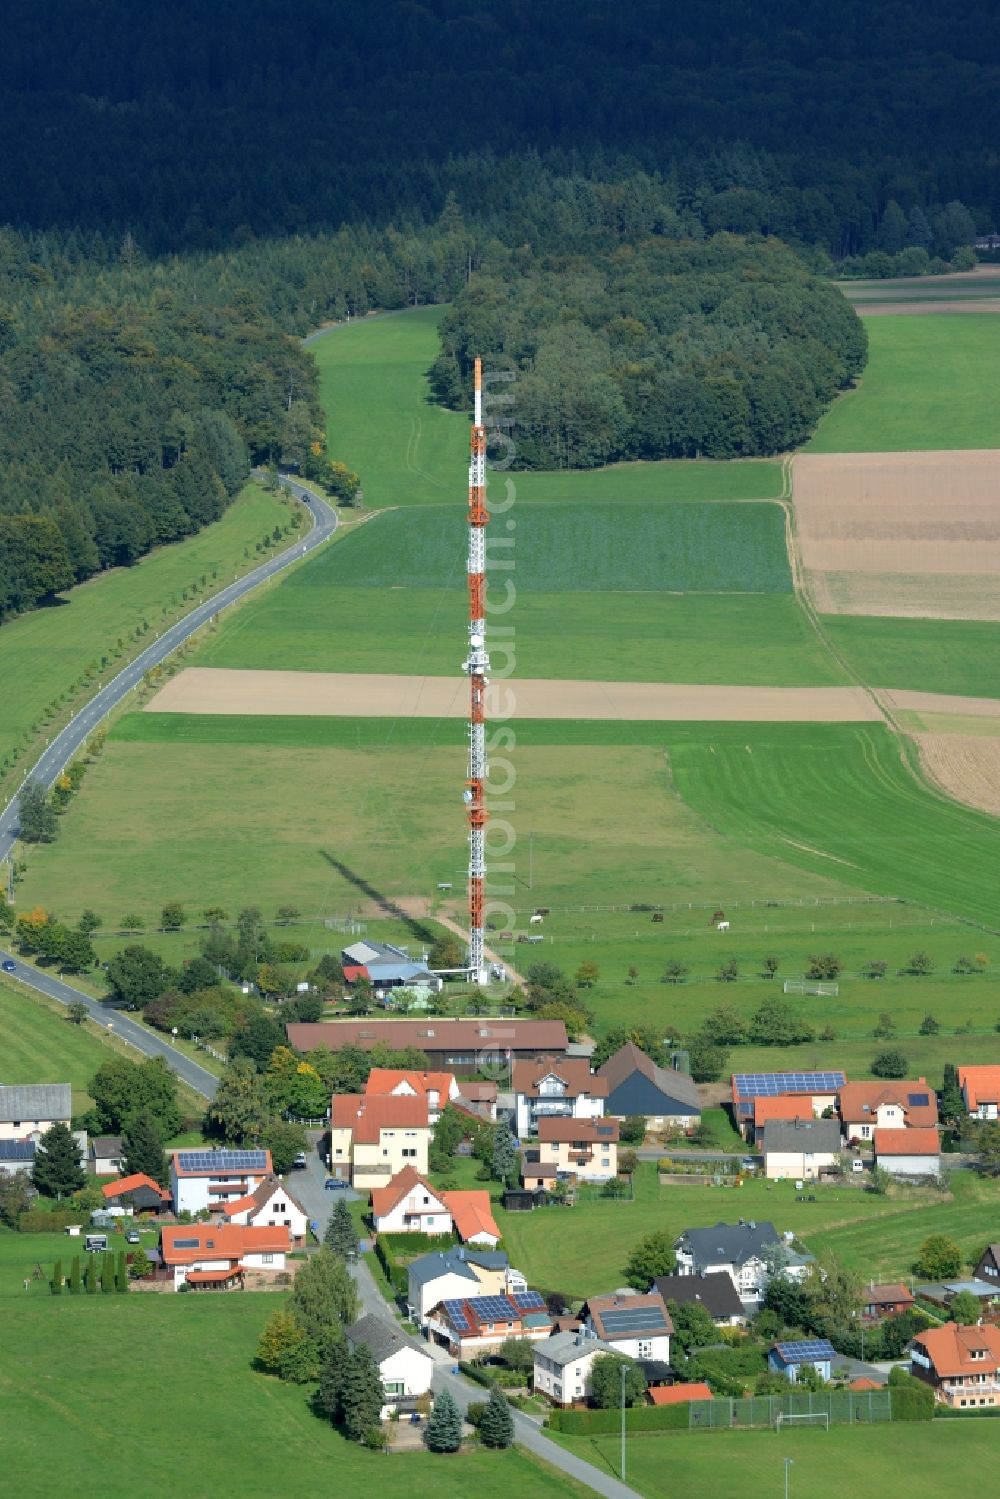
[424, 1389, 463, 1452]
[324, 1199, 359, 1260]
[340, 1345, 385, 1442]
[32, 1122, 85, 1198]
[68, 1255, 81, 1294]
[50, 1258, 63, 1295]
[122, 1111, 168, 1187]
[316, 1335, 351, 1423]
[491, 1125, 519, 1186]
[479, 1388, 514, 1448]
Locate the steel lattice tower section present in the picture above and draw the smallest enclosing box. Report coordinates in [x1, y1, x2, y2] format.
[463, 356, 490, 984]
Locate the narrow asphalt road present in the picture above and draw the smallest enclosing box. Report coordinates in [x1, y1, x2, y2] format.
[0, 476, 337, 864]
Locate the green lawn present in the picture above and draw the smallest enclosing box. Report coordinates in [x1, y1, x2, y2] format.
[553, 1422, 1000, 1499]
[807, 315, 1000, 451]
[822, 615, 1000, 699]
[0, 483, 295, 784]
[0, 978, 137, 1116]
[0, 1292, 581, 1499]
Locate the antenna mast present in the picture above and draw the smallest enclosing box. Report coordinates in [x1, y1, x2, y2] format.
[464, 356, 490, 984]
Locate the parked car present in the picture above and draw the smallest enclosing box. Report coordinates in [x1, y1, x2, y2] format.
[125, 1230, 141, 1244]
[324, 1177, 348, 1191]
[740, 1157, 757, 1171]
[1, 959, 16, 972]
[292, 1152, 308, 1168]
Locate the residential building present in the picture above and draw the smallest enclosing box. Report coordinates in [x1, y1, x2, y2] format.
[329, 1093, 430, 1188]
[0, 1083, 72, 1143]
[975, 1244, 1000, 1284]
[443, 1190, 501, 1247]
[839, 1079, 938, 1142]
[221, 1175, 309, 1243]
[674, 1220, 814, 1309]
[525, 1117, 620, 1183]
[0, 1139, 35, 1177]
[914, 1279, 1000, 1318]
[346, 1314, 435, 1417]
[285, 1018, 568, 1075]
[596, 1042, 701, 1129]
[160, 1222, 290, 1289]
[87, 1135, 124, 1175]
[750, 1096, 815, 1144]
[731, 1071, 845, 1135]
[958, 1067, 1000, 1120]
[426, 1290, 551, 1356]
[653, 1272, 747, 1327]
[533, 1330, 617, 1406]
[364, 1067, 460, 1122]
[761, 1118, 842, 1180]
[649, 1383, 713, 1406]
[371, 1166, 453, 1235]
[512, 1056, 607, 1139]
[407, 1246, 520, 1324]
[861, 1283, 915, 1322]
[581, 1292, 672, 1363]
[873, 1127, 941, 1178]
[768, 1339, 835, 1384]
[452, 1079, 498, 1123]
[170, 1149, 273, 1215]
[101, 1172, 172, 1214]
[910, 1322, 1000, 1408]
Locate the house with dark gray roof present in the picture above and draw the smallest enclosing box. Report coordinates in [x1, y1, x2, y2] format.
[596, 1043, 701, 1126]
[0, 1083, 72, 1141]
[406, 1244, 516, 1323]
[762, 1117, 842, 1181]
[87, 1136, 123, 1175]
[674, 1220, 814, 1309]
[653, 1271, 748, 1327]
[533, 1330, 617, 1406]
[347, 1314, 434, 1412]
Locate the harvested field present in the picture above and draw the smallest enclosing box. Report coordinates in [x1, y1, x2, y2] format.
[886, 690, 1000, 719]
[792, 450, 1000, 619]
[915, 732, 1000, 817]
[858, 300, 1000, 315]
[146, 667, 883, 723]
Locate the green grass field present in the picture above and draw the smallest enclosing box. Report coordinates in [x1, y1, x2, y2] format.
[0, 1291, 580, 1499]
[0, 483, 294, 781]
[553, 1422, 1000, 1499]
[822, 615, 1000, 699]
[807, 315, 1000, 451]
[0, 978, 139, 1116]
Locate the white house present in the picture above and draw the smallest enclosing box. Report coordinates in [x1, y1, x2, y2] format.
[839, 1079, 938, 1142]
[160, 1222, 289, 1289]
[347, 1314, 435, 1417]
[407, 1245, 517, 1324]
[674, 1221, 814, 1310]
[958, 1067, 1000, 1120]
[170, 1148, 273, 1215]
[761, 1118, 842, 1181]
[222, 1174, 310, 1243]
[534, 1330, 617, 1405]
[87, 1135, 124, 1175]
[0, 1083, 72, 1143]
[513, 1056, 607, 1139]
[873, 1127, 941, 1178]
[581, 1292, 672, 1363]
[364, 1067, 460, 1123]
[370, 1166, 454, 1235]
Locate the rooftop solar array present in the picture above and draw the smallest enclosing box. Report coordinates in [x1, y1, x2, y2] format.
[441, 1299, 471, 1330]
[733, 1072, 845, 1099]
[511, 1291, 546, 1311]
[176, 1150, 269, 1172]
[440, 1291, 545, 1329]
[908, 1092, 931, 1106]
[774, 1338, 836, 1362]
[600, 1308, 670, 1335]
[471, 1295, 520, 1322]
[0, 1140, 35, 1160]
[173, 1237, 201, 1249]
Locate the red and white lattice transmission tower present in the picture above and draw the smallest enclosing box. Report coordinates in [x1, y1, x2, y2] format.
[463, 356, 490, 984]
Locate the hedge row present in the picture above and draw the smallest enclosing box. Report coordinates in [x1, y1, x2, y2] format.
[547, 1405, 689, 1434]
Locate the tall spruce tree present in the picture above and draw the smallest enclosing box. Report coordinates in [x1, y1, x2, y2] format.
[316, 1335, 351, 1423]
[424, 1389, 462, 1452]
[491, 1125, 519, 1186]
[122, 1110, 168, 1186]
[479, 1387, 514, 1448]
[324, 1199, 359, 1260]
[340, 1345, 385, 1442]
[32, 1122, 85, 1198]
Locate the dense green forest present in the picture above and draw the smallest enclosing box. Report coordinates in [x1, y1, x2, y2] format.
[432, 237, 866, 465]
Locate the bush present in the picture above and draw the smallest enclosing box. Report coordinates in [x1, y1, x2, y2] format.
[872, 1049, 908, 1079]
[887, 1368, 935, 1421]
[548, 1405, 689, 1434]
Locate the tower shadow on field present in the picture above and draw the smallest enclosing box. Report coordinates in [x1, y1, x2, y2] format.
[319, 851, 436, 945]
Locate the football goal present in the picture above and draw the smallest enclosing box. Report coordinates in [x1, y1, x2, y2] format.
[774, 1412, 829, 1433]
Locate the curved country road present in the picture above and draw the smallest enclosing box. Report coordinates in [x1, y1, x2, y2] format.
[0, 476, 337, 1098]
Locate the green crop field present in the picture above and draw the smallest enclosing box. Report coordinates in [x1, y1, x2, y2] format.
[807, 315, 1000, 451]
[312, 305, 783, 507]
[0, 483, 294, 781]
[0, 978, 140, 1115]
[822, 615, 1000, 699]
[0, 1292, 580, 1499]
[553, 1422, 1000, 1499]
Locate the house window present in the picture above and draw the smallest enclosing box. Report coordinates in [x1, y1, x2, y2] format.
[402, 1148, 417, 1158]
[274, 1202, 285, 1212]
[385, 1381, 405, 1397]
[262, 1254, 273, 1264]
[638, 1340, 652, 1357]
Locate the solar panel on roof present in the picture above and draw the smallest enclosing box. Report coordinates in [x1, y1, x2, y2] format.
[734, 1072, 845, 1099]
[441, 1299, 471, 1331]
[177, 1149, 268, 1171]
[512, 1291, 545, 1311]
[601, 1308, 670, 1334]
[173, 1237, 200, 1249]
[908, 1092, 931, 1106]
[775, 1338, 835, 1361]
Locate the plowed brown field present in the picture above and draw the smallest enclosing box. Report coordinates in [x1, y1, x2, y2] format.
[792, 450, 1000, 619]
[916, 731, 1000, 817]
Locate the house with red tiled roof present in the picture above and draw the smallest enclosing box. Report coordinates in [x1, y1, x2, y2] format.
[958, 1067, 1000, 1120]
[649, 1382, 712, 1405]
[873, 1126, 940, 1178]
[221, 1174, 309, 1244]
[426, 1289, 551, 1356]
[750, 1095, 815, 1143]
[329, 1093, 430, 1188]
[101, 1172, 171, 1214]
[840, 1079, 938, 1143]
[370, 1166, 453, 1235]
[911, 1322, 1000, 1407]
[364, 1068, 460, 1122]
[160, 1222, 290, 1290]
[442, 1190, 501, 1248]
[861, 1283, 915, 1321]
[513, 1055, 608, 1139]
